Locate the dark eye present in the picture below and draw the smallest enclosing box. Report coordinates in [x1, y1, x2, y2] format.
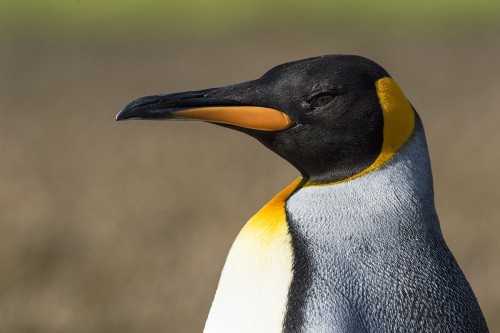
[310, 93, 335, 108]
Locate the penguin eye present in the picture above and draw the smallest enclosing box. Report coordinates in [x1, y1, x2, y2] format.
[310, 93, 335, 109]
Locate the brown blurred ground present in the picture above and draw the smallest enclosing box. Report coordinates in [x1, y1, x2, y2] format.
[1, 35, 499, 332]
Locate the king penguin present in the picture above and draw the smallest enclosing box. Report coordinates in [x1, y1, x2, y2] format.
[116, 55, 488, 332]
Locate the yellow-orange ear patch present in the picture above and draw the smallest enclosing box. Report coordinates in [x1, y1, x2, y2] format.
[371, 77, 415, 170]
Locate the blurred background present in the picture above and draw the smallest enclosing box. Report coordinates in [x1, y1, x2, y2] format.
[1, 1, 499, 332]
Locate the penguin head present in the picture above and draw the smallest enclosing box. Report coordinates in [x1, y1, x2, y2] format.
[117, 55, 415, 184]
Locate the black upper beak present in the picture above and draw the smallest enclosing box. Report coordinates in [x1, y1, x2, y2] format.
[116, 87, 293, 131]
[116, 88, 227, 121]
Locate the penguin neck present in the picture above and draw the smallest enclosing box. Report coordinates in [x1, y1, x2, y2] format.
[288, 122, 439, 242]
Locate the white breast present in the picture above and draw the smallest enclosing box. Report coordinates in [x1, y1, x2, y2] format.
[204, 180, 300, 333]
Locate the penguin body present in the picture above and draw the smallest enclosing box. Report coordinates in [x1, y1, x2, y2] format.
[117, 55, 488, 332]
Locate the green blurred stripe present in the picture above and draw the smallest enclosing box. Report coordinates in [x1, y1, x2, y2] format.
[1, 0, 499, 40]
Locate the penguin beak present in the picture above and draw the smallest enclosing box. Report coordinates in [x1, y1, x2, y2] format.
[116, 88, 293, 132]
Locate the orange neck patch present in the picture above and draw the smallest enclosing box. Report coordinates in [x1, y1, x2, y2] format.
[242, 177, 302, 244]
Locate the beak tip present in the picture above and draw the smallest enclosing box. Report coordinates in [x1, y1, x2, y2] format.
[115, 111, 126, 121]
[116, 105, 139, 121]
